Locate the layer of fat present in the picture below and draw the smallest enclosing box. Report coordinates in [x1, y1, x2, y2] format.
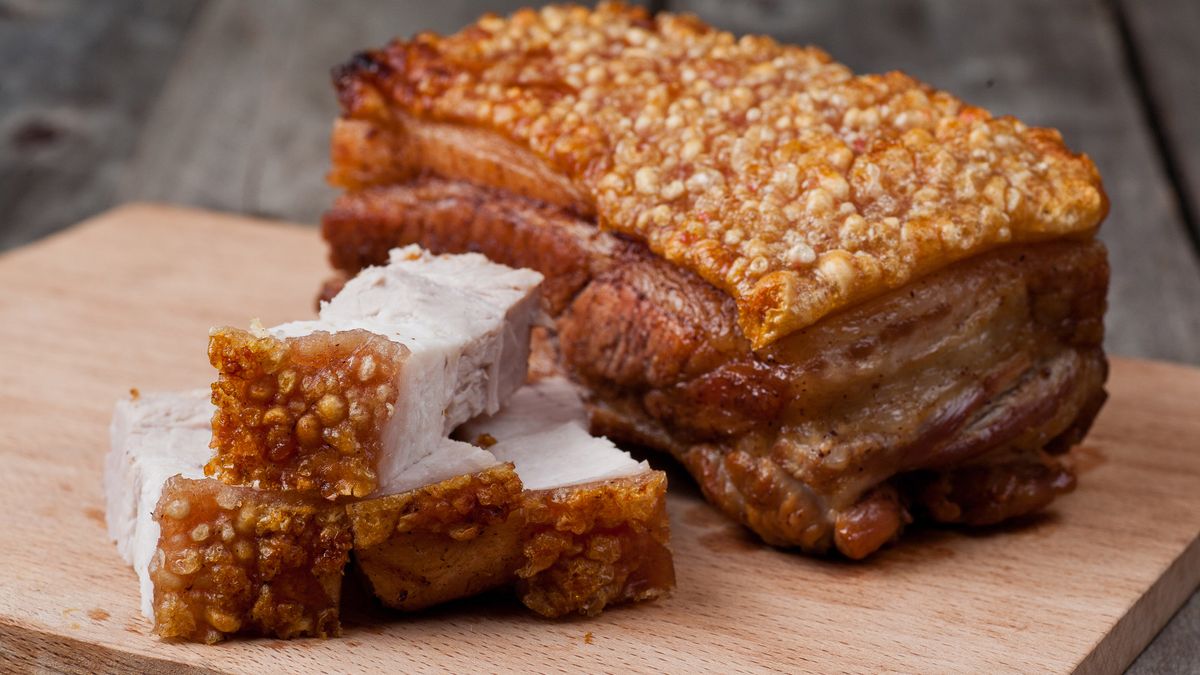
[272, 246, 542, 495]
[104, 390, 212, 619]
[457, 378, 649, 491]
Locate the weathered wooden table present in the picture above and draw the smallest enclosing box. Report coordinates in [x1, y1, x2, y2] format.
[2, 1, 1197, 672]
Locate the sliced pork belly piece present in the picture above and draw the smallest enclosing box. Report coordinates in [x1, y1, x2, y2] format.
[346, 464, 526, 612]
[516, 470, 672, 618]
[348, 377, 674, 617]
[459, 377, 649, 489]
[467, 378, 673, 617]
[151, 477, 351, 642]
[208, 246, 542, 499]
[105, 391, 352, 643]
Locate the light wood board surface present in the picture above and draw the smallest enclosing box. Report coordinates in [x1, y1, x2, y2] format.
[1, 204, 1198, 674]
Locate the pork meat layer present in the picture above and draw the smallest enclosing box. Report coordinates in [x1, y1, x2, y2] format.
[323, 178, 1108, 558]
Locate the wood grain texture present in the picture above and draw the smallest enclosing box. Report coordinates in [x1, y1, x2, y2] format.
[673, 0, 1200, 366]
[0, 204, 1197, 674]
[0, 623, 218, 675]
[1118, 0, 1200, 243]
[0, 0, 201, 250]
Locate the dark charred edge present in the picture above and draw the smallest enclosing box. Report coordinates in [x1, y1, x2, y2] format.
[317, 273, 348, 309]
[332, 50, 389, 83]
[330, 50, 390, 103]
[1106, 0, 1200, 254]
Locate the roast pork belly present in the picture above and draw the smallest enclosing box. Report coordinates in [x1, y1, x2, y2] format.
[348, 377, 673, 617]
[208, 245, 542, 499]
[104, 391, 352, 642]
[321, 4, 1110, 557]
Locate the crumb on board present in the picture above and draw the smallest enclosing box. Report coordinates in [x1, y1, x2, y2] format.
[584, 631, 594, 644]
[129, 387, 140, 400]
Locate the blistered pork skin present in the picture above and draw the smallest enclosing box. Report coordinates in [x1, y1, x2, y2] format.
[323, 179, 1109, 557]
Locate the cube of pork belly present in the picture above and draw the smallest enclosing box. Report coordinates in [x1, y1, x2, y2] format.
[106, 390, 353, 644]
[208, 246, 542, 500]
[347, 463, 526, 611]
[348, 377, 675, 617]
[517, 471, 672, 618]
[208, 328, 406, 499]
[151, 477, 352, 643]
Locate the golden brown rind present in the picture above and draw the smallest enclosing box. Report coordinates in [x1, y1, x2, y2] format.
[207, 327, 406, 499]
[347, 466, 674, 617]
[331, 2, 1108, 347]
[518, 470, 674, 618]
[150, 477, 352, 643]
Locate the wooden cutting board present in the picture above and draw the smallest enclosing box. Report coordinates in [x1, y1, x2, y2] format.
[1, 204, 1197, 674]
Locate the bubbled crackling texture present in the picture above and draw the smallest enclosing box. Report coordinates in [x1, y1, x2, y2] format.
[337, 2, 1108, 347]
[208, 328, 407, 499]
[151, 477, 352, 643]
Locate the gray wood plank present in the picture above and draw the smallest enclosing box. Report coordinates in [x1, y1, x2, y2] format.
[674, 0, 1200, 367]
[0, 0, 202, 250]
[1127, 590, 1200, 675]
[118, 1, 646, 225]
[1119, 0, 1200, 246]
[114, 0, 303, 220]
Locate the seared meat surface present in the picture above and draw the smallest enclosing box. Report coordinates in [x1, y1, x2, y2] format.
[323, 179, 1108, 557]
